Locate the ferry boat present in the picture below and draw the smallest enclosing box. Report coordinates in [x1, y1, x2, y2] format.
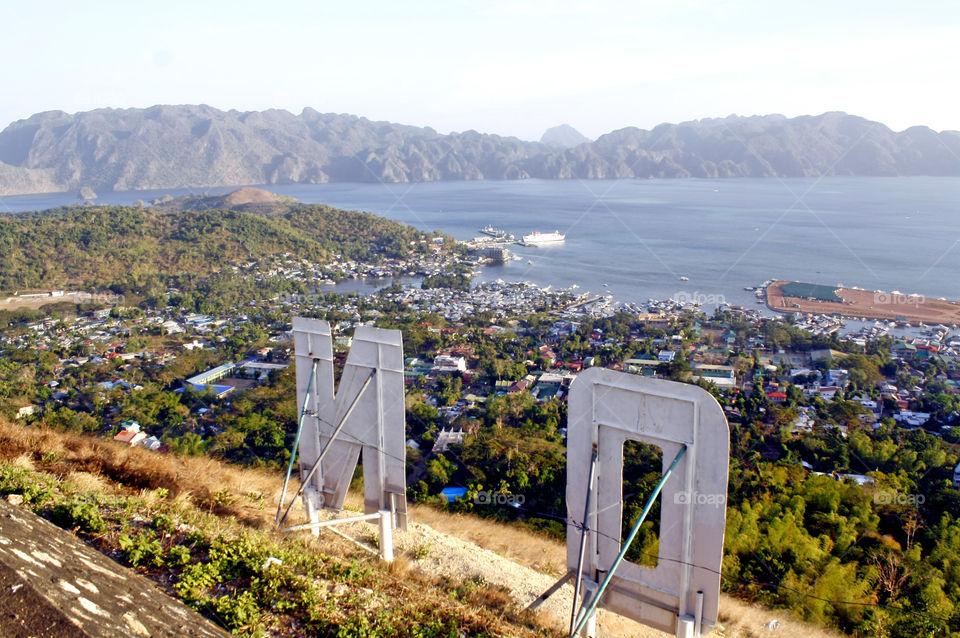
[478, 225, 516, 242]
[521, 230, 565, 246]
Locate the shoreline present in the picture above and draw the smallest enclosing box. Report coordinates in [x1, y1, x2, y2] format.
[766, 280, 960, 326]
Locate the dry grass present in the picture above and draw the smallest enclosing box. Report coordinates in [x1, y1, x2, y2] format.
[718, 596, 845, 638]
[0, 446, 553, 636]
[413, 504, 844, 638]
[409, 504, 566, 575]
[0, 416, 299, 528]
[10, 453, 35, 470]
[64, 470, 113, 494]
[0, 417, 844, 638]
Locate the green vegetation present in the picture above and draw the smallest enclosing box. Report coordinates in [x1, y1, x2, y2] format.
[4, 196, 960, 637]
[0, 457, 554, 637]
[421, 267, 472, 292]
[782, 281, 843, 302]
[51, 499, 107, 533]
[0, 204, 434, 293]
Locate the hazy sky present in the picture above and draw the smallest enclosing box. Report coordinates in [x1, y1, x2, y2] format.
[2, 0, 958, 140]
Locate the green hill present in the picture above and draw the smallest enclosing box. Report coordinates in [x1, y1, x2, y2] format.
[0, 199, 431, 293]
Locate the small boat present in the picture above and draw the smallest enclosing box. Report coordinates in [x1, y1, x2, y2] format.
[680, 276, 689, 281]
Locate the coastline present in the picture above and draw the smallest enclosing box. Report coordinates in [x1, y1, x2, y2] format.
[766, 280, 960, 326]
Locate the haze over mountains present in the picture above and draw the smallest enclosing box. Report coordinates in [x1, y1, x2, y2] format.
[0, 105, 958, 195]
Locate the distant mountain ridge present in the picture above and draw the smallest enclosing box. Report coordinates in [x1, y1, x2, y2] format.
[0, 106, 958, 195]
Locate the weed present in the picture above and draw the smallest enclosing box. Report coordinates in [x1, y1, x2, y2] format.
[176, 561, 221, 603]
[151, 513, 177, 535]
[209, 590, 264, 635]
[412, 543, 433, 559]
[213, 489, 234, 508]
[118, 531, 164, 568]
[185, 528, 210, 550]
[329, 558, 370, 583]
[209, 535, 267, 581]
[40, 451, 60, 465]
[166, 545, 192, 568]
[0, 425, 562, 638]
[245, 491, 266, 509]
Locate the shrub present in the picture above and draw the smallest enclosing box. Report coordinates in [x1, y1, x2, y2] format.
[50, 501, 106, 534]
[209, 535, 267, 581]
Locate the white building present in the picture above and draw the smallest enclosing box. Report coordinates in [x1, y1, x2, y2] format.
[432, 355, 466, 373]
[162, 320, 184, 334]
[895, 411, 931, 427]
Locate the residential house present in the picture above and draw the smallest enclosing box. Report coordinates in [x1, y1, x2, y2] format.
[691, 364, 736, 388]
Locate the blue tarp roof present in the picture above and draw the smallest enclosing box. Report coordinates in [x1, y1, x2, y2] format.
[440, 487, 468, 503]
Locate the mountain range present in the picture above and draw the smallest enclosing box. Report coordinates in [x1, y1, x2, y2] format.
[0, 106, 958, 195]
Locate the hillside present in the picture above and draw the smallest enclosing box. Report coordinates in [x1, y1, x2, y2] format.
[0, 417, 842, 638]
[0, 107, 959, 195]
[151, 187, 300, 216]
[0, 197, 430, 292]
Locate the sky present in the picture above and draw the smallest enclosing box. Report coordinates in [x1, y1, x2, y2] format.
[1, 0, 958, 141]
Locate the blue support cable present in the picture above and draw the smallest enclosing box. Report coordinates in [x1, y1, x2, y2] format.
[571, 444, 688, 637]
[275, 361, 317, 525]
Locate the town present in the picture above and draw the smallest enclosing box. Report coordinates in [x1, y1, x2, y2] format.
[3, 249, 960, 636]
[4, 268, 959, 465]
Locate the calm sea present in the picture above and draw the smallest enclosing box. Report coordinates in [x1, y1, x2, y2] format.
[2, 177, 959, 309]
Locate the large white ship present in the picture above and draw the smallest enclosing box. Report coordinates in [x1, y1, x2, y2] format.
[521, 230, 565, 246]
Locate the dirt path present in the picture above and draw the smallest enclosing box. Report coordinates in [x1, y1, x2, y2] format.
[0, 291, 123, 310]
